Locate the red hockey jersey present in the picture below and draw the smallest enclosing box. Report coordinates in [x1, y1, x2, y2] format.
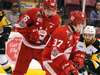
[14, 8, 60, 49]
[42, 25, 80, 68]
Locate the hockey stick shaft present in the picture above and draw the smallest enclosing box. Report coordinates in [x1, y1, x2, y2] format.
[82, 65, 98, 75]
[39, 39, 46, 44]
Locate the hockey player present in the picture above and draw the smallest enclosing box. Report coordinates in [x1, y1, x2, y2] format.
[12, 0, 61, 75]
[0, 11, 12, 75]
[42, 11, 86, 75]
[76, 26, 100, 75]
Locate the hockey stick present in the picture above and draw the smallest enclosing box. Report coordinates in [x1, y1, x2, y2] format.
[82, 65, 98, 75]
[69, 63, 79, 75]
[69, 65, 98, 75]
[39, 39, 46, 44]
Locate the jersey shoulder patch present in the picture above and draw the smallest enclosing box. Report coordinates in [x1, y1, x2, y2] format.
[51, 47, 59, 57]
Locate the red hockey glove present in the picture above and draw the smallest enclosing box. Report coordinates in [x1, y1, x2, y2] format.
[72, 51, 85, 69]
[28, 25, 39, 43]
[62, 60, 79, 75]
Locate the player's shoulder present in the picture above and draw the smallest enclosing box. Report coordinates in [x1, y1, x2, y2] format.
[52, 12, 60, 20]
[49, 13, 61, 26]
[92, 39, 100, 50]
[53, 12, 60, 17]
[53, 25, 69, 35]
[93, 39, 100, 46]
[51, 25, 68, 40]
[56, 25, 68, 31]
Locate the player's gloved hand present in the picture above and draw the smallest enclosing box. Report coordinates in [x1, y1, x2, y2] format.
[28, 25, 39, 43]
[85, 52, 92, 61]
[62, 60, 79, 75]
[1, 27, 12, 42]
[1, 32, 9, 41]
[78, 67, 86, 73]
[72, 51, 85, 69]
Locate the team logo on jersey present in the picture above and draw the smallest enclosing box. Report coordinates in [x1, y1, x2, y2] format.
[19, 19, 27, 27]
[66, 30, 72, 40]
[68, 33, 71, 37]
[37, 18, 43, 22]
[97, 54, 100, 60]
[51, 47, 59, 57]
[38, 30, 47, 40]
[79, 45, 83, 48]
[36, 11, 41, 18]
[66, 30, 71, 38]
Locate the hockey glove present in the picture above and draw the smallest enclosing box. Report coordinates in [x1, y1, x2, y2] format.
[1, 32, 9, 41]
[62, 60, 78, 75]
[28, 25, 39, 43]
[72, 51, 85, 69]
[1, 27, 12, 41]
[85, 52, 92, 61]
[78, 67, 86, 73]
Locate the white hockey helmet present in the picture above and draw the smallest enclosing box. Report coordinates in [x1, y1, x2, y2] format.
[83, 26, 96, 38]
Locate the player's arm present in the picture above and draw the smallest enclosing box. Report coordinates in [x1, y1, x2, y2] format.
[0, 13, 12, 41]
[14, 10, 32, 36]
[71, 46, 85, 69]
[14, 10, 40, 43]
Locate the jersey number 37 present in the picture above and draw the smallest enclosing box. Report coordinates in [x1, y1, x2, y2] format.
[53, 39, 63, 47]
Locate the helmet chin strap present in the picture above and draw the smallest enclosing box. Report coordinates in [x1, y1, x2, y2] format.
[68, 23, 76, 33]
